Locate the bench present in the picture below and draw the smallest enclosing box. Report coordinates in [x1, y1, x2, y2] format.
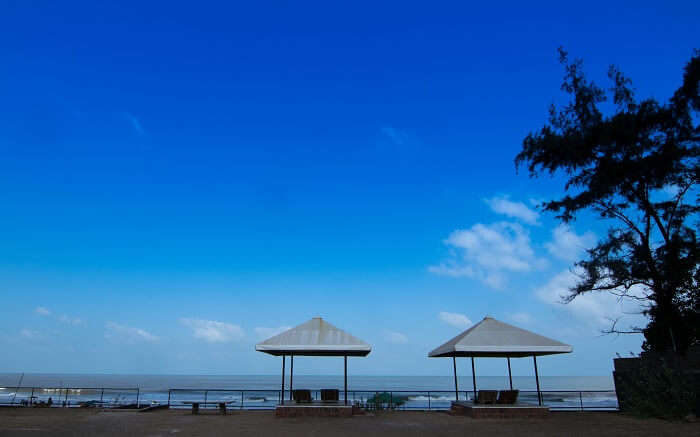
[321, 389, 339, 403]
[497, 390, 520, 404]
[187, 402, 230, 415]
[292, 390, 312, 403]
[476, 390, 498, 404]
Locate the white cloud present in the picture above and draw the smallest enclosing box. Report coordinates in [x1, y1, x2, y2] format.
[535, 269, 646, 329]
[485, 196, 540, 225]
[508, 312, 533, 325]
[20, 328, 38, 339]
[427, 264, 475, 278]
[35, 307, 51, 316]
[662, 184, 680, 197]
[439, 312, 472, 329]
[383, 331, 409, 344]
[545, 224, 596, 262]
[529, 198, 543, 207]
[180, 318, 244, 343]
[58, 315, 84, 326]
[380, 126, 408, 146]
[105, 322, 159, 343]
[429, 221, 547, 288]
[254, 326, 291, 340]
[124, 112, 144, 135]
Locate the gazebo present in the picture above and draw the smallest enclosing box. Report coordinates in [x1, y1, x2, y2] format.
[429, 316, 572, 406]
[255, 317, 371, 407]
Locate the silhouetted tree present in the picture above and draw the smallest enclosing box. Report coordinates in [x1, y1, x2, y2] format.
[516, 49, 699, 354]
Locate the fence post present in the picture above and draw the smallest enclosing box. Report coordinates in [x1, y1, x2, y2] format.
[240, 391, 244, 410]
[64, 388, 69, 407]
[29, 387, 34, 406]
[204, 390, 207, 408]
[579, 392, 584, 411]
[167, 390, 171, 407]
[428, 391, 431, 411]
[100, 388, 104, 405]
[136, 388, 140, 409]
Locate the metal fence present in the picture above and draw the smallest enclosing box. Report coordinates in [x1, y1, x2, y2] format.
[0, 387, 141, 408]
[0, 387, 618, 411]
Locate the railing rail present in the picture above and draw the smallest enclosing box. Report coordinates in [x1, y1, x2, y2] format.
[0, 387, 141, 408]
[0, 387, 619, 411]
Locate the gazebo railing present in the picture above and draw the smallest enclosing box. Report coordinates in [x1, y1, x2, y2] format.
[166, 389, 281, 410]
[1, 387, 618, 411]
[346, 389, 618, 411]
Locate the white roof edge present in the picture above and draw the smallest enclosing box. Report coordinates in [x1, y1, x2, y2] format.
[429, 345, 573, 356]
[453, 345, 572, 352]
[256, 344, 371, 351]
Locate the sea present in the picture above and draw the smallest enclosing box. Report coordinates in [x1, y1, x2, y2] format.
[0, 374, 618, 411]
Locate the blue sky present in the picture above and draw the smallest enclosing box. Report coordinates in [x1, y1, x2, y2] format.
[1, 1, 698, 377]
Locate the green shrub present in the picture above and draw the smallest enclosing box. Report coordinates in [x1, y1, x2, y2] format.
[619, 360, 697, 419]
[365, 392, 406, 410]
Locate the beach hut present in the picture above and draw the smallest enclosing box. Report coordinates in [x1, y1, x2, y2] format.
[255, 317, 371, 406]
[429, 316, 572, 406]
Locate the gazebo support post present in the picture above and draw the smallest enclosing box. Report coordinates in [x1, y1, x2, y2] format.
[281, 355, 286, 405]
[471, 357, 477, 402]
[289, 355, 294, 401]
[533, 355, 541, 406]
[507, 357, 513, 390]
[344, 355, 348, 405]
[452, 356, 458, 401]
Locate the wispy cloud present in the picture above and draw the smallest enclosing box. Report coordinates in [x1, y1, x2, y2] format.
[429, 221, 547, 289]
[545, 225, 596, 262]
[34, 306, 83, 325]
[534, 269, 646, 330]
[180, 318, 244, 343]
[124, 112, 144, 135]
[254, 326, 291, 340]
[35, 307, 51, 316]
[380, 126, 408, 146]
[383, 331, 409, 344]
[662, 184, 680, 197]
[20, 328, 39, 339]
[508, 312, 533, 325]
[485, 196, 540, 225]
[58, 314, 84, 326]
[105, 322, 158, 343]
[439, 312, 472, 329]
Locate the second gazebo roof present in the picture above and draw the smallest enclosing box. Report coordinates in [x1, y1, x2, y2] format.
[255, 317, 371, 356]
[428, 316, 572, 358]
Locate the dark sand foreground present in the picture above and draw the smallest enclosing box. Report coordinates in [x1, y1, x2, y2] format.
[0, 408, 697, 437]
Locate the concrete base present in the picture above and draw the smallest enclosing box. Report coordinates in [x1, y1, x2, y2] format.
[275, 403, 356, 417]
[451, 401, 550, 418]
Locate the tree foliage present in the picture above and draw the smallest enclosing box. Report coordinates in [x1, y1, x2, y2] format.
[516, 49, 700, 353]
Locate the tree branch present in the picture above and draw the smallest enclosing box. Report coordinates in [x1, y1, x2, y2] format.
[600, 317, 644, 336]
[666, 181, 692, 236]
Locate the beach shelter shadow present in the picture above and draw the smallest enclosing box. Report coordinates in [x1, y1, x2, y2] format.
[429, 316, 572, 405]
[256, 317, 371, 406]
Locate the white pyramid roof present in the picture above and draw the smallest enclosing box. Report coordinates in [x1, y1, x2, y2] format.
[429, 317, 572, 358]
[255, 317, 371, 356]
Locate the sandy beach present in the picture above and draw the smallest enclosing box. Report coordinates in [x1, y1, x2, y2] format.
[0, 408, 696, 437]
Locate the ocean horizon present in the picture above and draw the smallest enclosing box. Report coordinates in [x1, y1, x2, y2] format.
[0, 373, 618, 411]
[0, 372, 615, 391]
